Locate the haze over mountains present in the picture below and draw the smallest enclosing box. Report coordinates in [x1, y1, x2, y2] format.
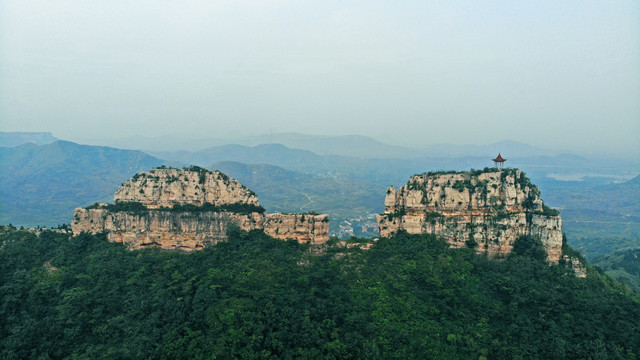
[0, 132, 59, 147]
[210, 161, 382, 224]
[0, 140, 162, 226]
[73, 132, 578, 159]
[1, 131, 638, 255]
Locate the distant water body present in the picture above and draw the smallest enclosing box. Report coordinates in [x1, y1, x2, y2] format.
[547, 172, 639, 183]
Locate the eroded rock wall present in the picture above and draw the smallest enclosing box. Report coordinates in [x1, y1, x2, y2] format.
[264, 213, 330, 245]
[72, 167, 330, 250]
[384, 170, 542, 215]
[72, 208, 264, 250]
[114, 167, 259, 208]
[377, 169, 563, 262]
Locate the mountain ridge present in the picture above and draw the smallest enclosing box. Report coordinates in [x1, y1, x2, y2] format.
[0, 131, 59, 147]
[71, 132, 565, 159]
[0, 141, 164, 226]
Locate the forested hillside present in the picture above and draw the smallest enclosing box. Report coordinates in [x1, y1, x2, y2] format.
[593, 248, 640, 294]
[0, 141, 163, 226]
[2, 227, 639, 359]
[540, 175, 640, 258]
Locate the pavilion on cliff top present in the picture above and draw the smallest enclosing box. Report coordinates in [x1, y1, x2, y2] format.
[492, 153, 507, 169]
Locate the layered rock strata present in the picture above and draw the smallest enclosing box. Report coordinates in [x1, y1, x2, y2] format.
[376, 169, 563, 262]
[114, 166, 259, 208]
[264, 213, 330, 244]
[72, 167, 329, 250]
[72, 209, 264, 250]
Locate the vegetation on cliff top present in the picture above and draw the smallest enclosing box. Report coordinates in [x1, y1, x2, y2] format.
[1, 227, 639, 359]
[415, 167, 507, 178]
[85, 201, 266, 215]
[400, 168, 561, 217]
[131, 165, 233, 186]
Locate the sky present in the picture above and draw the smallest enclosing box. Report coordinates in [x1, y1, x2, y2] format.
[0, 1, 638, 155]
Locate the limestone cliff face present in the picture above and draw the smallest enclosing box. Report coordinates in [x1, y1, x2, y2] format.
[377, 169, 563, 263]
[264, 213, 330, 245]
[562, 255, 587, 278]
[114, 167, 259, 208]
[72, 167, 329, 249]
[72, 208, 264, 251]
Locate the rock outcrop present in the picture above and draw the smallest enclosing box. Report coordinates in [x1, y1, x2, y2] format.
[73, 208, 264, 250]
[264, 213, 329, 244]
[562, 255, 587, 278]
[72, 167, 329, 250]
[114, 166, 259, 208]
[376, 169, 563, 263]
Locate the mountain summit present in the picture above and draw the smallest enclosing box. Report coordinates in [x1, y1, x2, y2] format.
[378, 168, 564, 263]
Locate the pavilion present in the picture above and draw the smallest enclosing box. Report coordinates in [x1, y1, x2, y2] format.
[492, 153, 507, 169]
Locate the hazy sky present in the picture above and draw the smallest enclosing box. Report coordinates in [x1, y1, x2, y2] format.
[1, 1, 638, 154]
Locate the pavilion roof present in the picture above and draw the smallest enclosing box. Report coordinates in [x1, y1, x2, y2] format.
[492, 153, 507, 162]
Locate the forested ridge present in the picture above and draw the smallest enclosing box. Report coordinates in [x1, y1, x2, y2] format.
[1, 228, 639, 359]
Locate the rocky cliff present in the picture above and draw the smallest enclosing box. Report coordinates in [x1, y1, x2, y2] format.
[73, 208, 264, 250]
[264, 213, 329, 244]
[72, 167, 329, 249]
[377, 169, 563, 262]
[114, 166, 259, 208]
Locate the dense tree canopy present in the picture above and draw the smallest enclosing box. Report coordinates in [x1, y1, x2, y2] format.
[1, 228, 639, 359]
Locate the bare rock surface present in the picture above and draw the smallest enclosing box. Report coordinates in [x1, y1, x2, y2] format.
[114, 167, 259, 208]
[73, 167, 329, 249]
[377, 169, 563, 262]
[264, 213, 330, 245]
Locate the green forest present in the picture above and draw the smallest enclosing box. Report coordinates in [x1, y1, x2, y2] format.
[593, 248, 640, 295]
[2, 227, 639, 359]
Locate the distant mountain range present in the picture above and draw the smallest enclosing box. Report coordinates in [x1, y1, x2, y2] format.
[0, 132, 59, 147]
[0, 141, 163, 226]
[71, 132, 567, 159]
[149, 143, 502, 188]
[149, 142, 639, 188]
[0, 139, 386, 229]
[1, 133, 638, 250]
[209, 161, 383, 230]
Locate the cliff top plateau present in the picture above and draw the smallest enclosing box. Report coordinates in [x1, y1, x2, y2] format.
[72, 166, 329, 249]
[114, 165, 259, 208]
[377, 168, 565, 263]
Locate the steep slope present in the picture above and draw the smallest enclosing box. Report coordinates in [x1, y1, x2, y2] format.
[377, 168, 563, 262]
[114, 166, 259, 208]
[72, 167, 329, 249]
[0, 141, 163, 226]
[2, 228, 639, 358]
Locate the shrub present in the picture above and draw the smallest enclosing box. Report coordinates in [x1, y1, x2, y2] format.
[452, 180, 466, 192]
[465, 237, 478, 248]
[511, 235, 547, 261]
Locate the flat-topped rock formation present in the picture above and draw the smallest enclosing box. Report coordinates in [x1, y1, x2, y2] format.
[73, 208, 265, 250]
[114, 166, 259, 208]
[264, 213, 330, 243]
[72, 167, 329, 250]
[377, 168, 563, 262]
